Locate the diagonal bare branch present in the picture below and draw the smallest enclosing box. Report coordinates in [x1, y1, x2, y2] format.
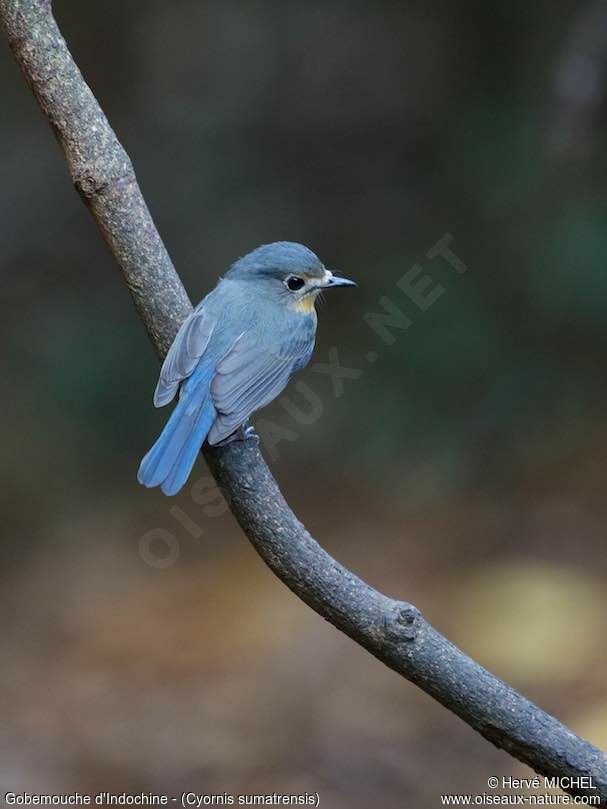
[2, 0, 606, 801]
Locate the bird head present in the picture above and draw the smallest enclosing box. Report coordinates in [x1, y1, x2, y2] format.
[226, 241, 356, 313]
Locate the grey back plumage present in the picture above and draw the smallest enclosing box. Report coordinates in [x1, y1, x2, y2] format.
[153, 309, 215, 407]
[208, 321, 314, 444]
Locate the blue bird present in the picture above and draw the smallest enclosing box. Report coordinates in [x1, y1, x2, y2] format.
[138, 241, 356, 495]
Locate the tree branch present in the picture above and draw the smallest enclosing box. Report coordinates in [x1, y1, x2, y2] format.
[3, 0, 606, 801]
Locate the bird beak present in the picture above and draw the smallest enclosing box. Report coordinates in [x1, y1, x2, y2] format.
[321, 274, 357, 289]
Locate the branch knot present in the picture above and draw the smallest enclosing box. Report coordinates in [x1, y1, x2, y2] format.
[395, 603, 420, 641]
[73, 165, 136, 201]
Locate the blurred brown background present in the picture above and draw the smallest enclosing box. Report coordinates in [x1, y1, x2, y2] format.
[2, 1, 607, 806]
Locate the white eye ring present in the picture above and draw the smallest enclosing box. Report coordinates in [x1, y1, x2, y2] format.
[285, 276, 305, 292]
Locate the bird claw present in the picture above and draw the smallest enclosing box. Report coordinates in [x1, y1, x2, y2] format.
[215, 422, 259, 447]
[241, 423, 259, 442]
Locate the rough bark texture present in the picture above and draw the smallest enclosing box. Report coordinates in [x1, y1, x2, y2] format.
[2, 0, 606, 801]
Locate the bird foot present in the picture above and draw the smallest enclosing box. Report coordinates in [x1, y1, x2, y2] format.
[215, 422, 259, 447]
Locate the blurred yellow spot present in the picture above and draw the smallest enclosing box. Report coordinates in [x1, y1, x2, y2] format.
[449, 562, 606, 684]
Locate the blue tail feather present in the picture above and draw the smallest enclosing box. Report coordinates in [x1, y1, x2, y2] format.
[138, 369, 216, 495]
[160, 400, 216, 496]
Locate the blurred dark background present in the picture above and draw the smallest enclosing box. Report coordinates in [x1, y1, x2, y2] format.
[2, 1, 607, 806]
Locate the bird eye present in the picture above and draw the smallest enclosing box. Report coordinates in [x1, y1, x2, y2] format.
[285, 276, 305, 291]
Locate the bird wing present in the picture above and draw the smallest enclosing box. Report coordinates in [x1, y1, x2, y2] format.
[208, 330, 312, 445]
[153, 306, 215, 407]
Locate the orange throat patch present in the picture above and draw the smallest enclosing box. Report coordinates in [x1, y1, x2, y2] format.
[292, 291, 319, 314]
